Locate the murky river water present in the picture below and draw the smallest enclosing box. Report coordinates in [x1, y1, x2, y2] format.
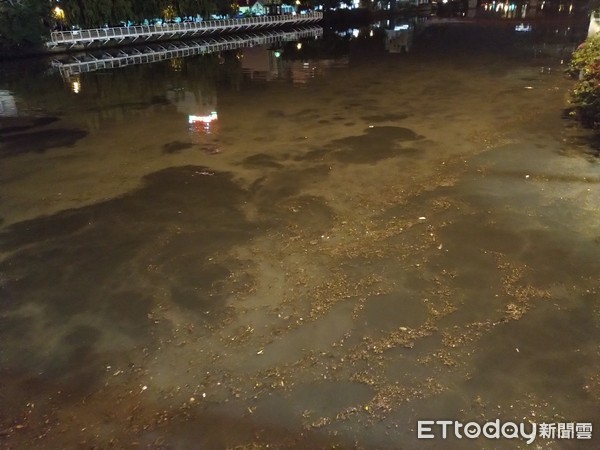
[1, 17, 599, 448]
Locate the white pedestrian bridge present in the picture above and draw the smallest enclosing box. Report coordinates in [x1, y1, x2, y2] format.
[46, 13, 323, 50]
[51, 27, 323, 80]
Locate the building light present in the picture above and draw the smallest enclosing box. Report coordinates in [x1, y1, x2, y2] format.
[71, 80, 81, 94]
[53, 6, 65, 20]
[515, 23, 531, 32]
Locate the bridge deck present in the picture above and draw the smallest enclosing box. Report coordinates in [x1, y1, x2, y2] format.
[51, 27, 323, 79]
[47, 13, 323, 49]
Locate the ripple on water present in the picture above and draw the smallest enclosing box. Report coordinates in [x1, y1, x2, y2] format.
[241, 153, 284, 169]
[0, 116, 60, 134]
[466, 300, 599, 418]
[162, 140, 194, 153]
[361, 113, 410, 122]
[331, 126, 424, 164]
[356, 292, 429, 338]
[0, 128, 88, 157]
[439, 219, 525, 255]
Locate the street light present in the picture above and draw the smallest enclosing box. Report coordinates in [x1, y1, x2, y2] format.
[53, 6, 65, 21]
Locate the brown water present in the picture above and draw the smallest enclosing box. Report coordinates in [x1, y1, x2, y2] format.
[1, 19, 599, 449]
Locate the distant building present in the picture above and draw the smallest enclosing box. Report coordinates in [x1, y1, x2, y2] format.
[238, 0, 285, 15]
[238, 0, 267, 15]
[264, 0, 284, 15]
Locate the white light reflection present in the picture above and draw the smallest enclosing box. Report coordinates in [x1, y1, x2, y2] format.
[0, 90, 18, 117]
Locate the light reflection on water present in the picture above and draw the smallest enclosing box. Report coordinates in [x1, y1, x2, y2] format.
[0, 16, 599, 448]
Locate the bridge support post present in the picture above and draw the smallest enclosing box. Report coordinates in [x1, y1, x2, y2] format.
[527, 0, 538, 18]
[467, 0, 477, 18]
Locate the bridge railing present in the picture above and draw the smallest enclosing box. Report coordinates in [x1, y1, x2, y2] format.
[52, 27, 324, 79]
[49, 13, 323, 44]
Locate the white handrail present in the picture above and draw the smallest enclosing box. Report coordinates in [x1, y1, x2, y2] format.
[49, 13, 323, 46]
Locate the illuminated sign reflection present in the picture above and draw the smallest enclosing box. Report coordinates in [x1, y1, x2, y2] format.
[188, 111, 218, 133]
